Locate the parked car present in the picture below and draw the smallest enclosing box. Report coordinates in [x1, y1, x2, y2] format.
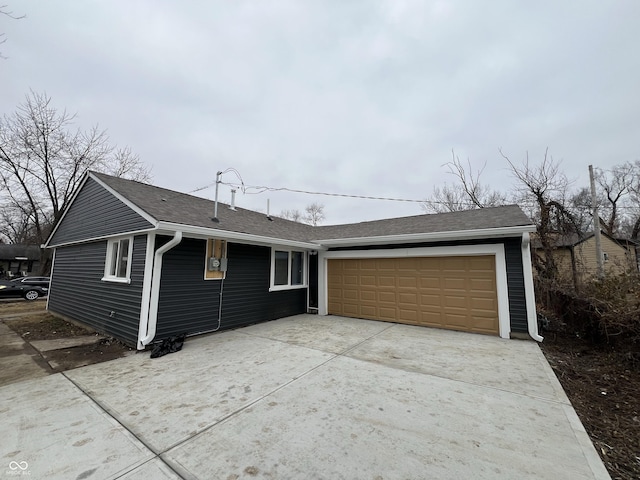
[11, 276, 51, 288]
[0, 278, 49, 300]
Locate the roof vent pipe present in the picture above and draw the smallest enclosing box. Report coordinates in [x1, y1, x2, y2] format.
[267, 198, 273, 221]
[229, 189, 236, 211]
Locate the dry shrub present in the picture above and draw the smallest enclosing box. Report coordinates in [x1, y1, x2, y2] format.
[536, 273, 640, 352]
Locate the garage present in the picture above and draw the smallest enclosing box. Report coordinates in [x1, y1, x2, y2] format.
[327, 255, 499, 335]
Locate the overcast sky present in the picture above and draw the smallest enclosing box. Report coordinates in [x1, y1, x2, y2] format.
[2, 1, 639, 224]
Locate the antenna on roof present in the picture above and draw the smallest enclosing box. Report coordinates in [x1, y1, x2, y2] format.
[212, 171, 222, 223]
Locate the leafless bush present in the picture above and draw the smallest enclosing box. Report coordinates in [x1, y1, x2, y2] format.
[537, 273, 640, 349]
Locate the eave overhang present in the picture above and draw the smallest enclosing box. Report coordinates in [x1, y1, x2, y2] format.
[313, 225, 537, 248]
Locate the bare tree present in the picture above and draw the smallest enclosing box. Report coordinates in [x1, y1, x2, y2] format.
[422, 151, 506, 213]
[1, 4, 25, 59]
[279, 209, 304, 222]
[304, 202, 325, 226]
[596, 162, 635, 236]
[501, 148, 578, 280]
[0, 91, 151, 271]
[278, 203, 326, 225]
[625, 160, 640, 240]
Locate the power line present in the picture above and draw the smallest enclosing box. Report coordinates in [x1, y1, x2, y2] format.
[219, 181, 427, 203]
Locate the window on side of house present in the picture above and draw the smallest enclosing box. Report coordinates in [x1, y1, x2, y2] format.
[271, 249, 306, 290]
[603, 252, 609, 262]
[103, 237, 132, 283]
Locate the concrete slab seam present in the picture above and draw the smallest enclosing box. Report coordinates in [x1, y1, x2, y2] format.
[62, 371, 184, 479]
[158, 350, 342, 454]
[339, 324, 573, 407]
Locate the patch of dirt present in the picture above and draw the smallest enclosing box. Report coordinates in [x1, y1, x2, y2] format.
[43, 337, 135, 371]
[540, 332, 640, 480]
[4, 311, 135, 372]
[8, 313, 95, 339]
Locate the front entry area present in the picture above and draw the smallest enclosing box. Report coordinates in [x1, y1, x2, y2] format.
[327, 256, 499, 335]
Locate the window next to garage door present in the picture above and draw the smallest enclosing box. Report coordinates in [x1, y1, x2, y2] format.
[270, 249, 306, 291]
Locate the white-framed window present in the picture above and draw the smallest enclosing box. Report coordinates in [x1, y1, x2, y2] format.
[270, 249, 306, 290]
[102, 237, 132, 283]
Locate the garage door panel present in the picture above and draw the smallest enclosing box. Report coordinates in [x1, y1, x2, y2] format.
[443, 277, 467, 289]
[378, 291, 396, 303]
[398, 309, 418, 322]
[399, 292, 418, 304]
[420, 277, 441, 288]
[470, 297, 497, 311]
[469, 256, 494, 270]
[378, 276, 396, 287]
[378, 307, 397, 320]
[360, 290, 376, 301]
[470, 278, 495, 290]
[359, 275, 375, 286]
[398, 276, 417, 288]
[420, 294, 441, 306]
[444, 295, 468, 308]
[327, 256, 499, 336]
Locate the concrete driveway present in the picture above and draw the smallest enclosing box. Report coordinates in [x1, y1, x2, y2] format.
[0, 315, 609, 479]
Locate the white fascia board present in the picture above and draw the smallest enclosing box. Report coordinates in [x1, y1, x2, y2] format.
[156, 221, 320, 250]
[314, 225, 536, 248]
[89, 173, 159, 226]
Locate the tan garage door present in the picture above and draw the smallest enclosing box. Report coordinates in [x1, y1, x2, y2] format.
[328, 256, 499, 335]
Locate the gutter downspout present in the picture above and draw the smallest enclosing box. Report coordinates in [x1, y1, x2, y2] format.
[521, 232, 543, 342]
[139, 231, 183, 348]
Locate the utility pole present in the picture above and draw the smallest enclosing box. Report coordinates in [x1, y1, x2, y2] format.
[589, 165, 604, 278]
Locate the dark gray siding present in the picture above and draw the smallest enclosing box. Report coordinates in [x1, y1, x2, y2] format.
[49, 177, 154, 246]
[156, 239, 306, 339]
[503, 238, 528, 333]
[327, 236, 530, 334]
[47, 235, 147, 345]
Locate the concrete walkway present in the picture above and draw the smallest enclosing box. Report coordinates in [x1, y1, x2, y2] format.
[0, 315, 610, 479]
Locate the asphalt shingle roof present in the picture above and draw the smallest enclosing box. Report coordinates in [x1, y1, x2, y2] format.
[92, 172, 533, 244]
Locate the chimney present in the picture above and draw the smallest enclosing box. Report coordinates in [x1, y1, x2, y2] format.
[229, 189, 236, 211]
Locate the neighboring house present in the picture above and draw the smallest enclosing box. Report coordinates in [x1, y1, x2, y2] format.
[0, 244, 41, 278]
[532, 232, 637, 285]
[44, 172, 540, 349]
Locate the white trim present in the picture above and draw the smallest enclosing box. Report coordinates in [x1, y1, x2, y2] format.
[157, 221, 319, 250]
[102, 236, 133, 283]
[137, 233, 156, 349]
[139, 231, 183, 348]
[317, 244, 511, 339]
[269, 248, 308, 291]
[314, 225, 536, 248]
[521, 233, 543, 342]
[45, 248, 56, 311]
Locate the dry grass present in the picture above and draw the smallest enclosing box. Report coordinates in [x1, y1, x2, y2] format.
[0, 299, 47, 315]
